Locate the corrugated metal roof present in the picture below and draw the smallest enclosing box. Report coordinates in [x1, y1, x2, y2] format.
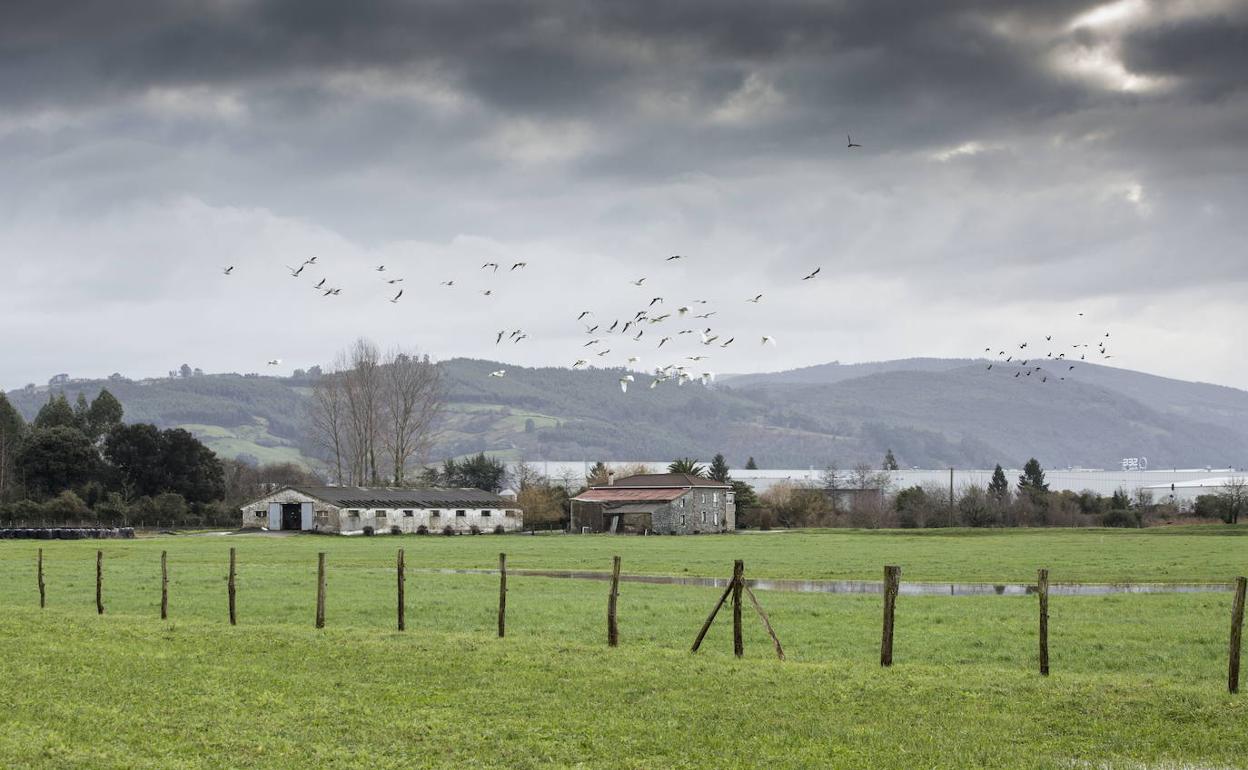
[288, 485, 517, 509]
[592, 473, 730, 489]
[572, 488, 685, 503]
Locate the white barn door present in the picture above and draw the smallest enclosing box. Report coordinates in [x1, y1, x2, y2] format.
[300, 502, 313, 531]
[267, 502, 281, 530]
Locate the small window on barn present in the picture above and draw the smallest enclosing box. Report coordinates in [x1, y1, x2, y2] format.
[430, 509, 441, 517]
[455, 510, 467, 517]
[255, 511, 264, 518]
[375, 510, 386, 519]
[403, 510, 414, 517]
[505, 510, 516, 518]
[481, 510, 491, 517]
[315, 510, 328, 520]
[348, 509, 360, 517]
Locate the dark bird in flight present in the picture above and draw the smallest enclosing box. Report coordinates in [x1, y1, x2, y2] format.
[375, 265, 385, 272]
[650, 297, 663, 307]
[313, 278, 326, 289]
[288, 264, 305, 277]
[666, 255, 684, 261]
[389, 290, 403, 304]
[496, 330, 505, 344]
[747, 294, 763, 303]
[482, 262, 499, 272]
[304, 256, 318, 265]
[510, 262, 527, 271]
[223, 266, 234, 275]
[802, 267, 821, 281]
[387, 278, 404, 284]
[847, 135, 862, 148]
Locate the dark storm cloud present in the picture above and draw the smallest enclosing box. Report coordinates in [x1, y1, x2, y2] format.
[1, 0, 1247, 388]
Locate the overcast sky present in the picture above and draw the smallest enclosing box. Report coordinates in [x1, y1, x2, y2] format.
[2, 0, 1245, 389]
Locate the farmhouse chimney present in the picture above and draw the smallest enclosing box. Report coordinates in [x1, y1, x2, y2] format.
[608, 470, 615, 486]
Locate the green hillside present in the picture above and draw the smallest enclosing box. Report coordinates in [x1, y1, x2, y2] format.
[8, 357, 1248, 471]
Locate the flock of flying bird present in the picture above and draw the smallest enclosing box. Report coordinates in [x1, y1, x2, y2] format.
[221, 132, 1122, 391]
[982, 316, 1115, 384]
[482, 254, 823, 393]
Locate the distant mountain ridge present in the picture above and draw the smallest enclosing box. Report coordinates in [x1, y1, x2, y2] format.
[7, 357, 1248, 471]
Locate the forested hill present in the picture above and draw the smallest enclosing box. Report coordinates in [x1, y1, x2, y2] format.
[7, 357, 1248, 471]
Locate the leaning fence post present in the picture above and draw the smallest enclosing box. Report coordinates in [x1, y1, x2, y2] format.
[397, 548, 406, 632]
[96, 550, 104, 615]
[228, 547, 237, 626]
[1038, 568, 1050, 676]
[732, 559, 744, 658]
[497, 553, 507, 638]
[607, 555, 621, 647]
[315, 552, 327, 629]
[37, 548, 46, 609]
[1230, 576, 1246, 695]
[161, 550, 169, 620]
[880, 565, 900, 666]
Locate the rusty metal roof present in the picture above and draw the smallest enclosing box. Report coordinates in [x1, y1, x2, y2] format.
[572, 488, 686, 503]
[590, 473, 731, 489]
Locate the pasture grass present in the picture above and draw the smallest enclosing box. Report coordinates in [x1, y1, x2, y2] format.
[0, 530, 1245, 768]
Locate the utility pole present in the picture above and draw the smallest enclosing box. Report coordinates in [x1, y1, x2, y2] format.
[949, 467, 955, 526]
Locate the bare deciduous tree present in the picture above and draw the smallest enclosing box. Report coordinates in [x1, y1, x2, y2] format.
[382, 350, 442, 485]
[307, 338, 443, 486]
[1217, 476, 1247, 524]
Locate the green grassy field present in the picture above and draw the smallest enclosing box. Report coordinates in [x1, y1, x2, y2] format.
[0, 530, 1245, 768]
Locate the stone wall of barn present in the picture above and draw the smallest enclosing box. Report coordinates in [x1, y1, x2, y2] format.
[649, 489, 734, 534]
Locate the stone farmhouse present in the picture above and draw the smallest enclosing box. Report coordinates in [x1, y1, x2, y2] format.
[570, 473, 734, 534]
[239, 485, 523, 535]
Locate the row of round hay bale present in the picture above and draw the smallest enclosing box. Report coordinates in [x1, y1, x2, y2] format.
[0, 527, 136, 540]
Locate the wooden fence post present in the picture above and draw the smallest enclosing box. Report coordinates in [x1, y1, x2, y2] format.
[228, 547, 237, 626]
[691, 578, 736, 653]
[315, 552, 326, 629]
[732, 559, 744, 658]
[880, 565, 900, 666]
[497, 553, 507, 638]
[37, 548, 45, 609]
[96, 550, 104, 615]
[1230, 576, 1246, 695]
[161, 550, 169, 620]
[397, 549, 406, 632]
[1038, 568, 1050, 676]
[607, 555, 621, 647]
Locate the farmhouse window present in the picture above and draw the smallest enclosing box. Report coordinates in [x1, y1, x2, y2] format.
[315, 510, 328, 520]
[680, 514, 687, 527]
[713, 512, 719, 526]
[713, 492, 719, 504]
[455, 510, 467, 517]
[701, 511, 706, 524]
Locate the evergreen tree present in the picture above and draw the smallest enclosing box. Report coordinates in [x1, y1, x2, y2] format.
[1017, 458, 1049, 496]
[33, 393, 79, 431]
[730, 480, 758, 512]
[16, 426, 98, 499]
[587, 461, 610, 485]
[667, 457, 705, 477]
[745, 457, 758, 470]
[988, 464, 1009, 499]
[442, 452, 507, 492]
[0, 393, 27, 502]
[708, 453, 731, 483]
[882, 449, 900, 471]
[86, 389, 124, 441]
[73, 393, 91, 427]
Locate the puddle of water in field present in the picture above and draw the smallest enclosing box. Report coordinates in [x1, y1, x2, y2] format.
[418, 568, 1233, 596]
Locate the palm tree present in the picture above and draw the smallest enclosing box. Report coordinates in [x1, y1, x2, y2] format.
[667, 457, 706, 477]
